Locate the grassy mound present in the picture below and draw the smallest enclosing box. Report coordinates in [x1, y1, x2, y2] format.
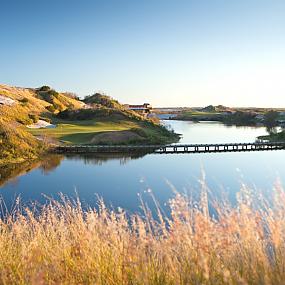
[40, 93, 180, 145]
[0, 120, 46, 164]
[36, 87, 83, 114]
[84, 93, 122, 109]
[83, 93, 146, 120]
[89, 130, 145, 144]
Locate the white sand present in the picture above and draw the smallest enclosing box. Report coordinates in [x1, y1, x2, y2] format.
[27, 120, 56, 129]
[0, 95, 16, 106]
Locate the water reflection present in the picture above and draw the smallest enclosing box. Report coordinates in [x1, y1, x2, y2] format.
[64, 152, 148, 166]
[0, 153, 149, 188]
[0, 155, 64, 187]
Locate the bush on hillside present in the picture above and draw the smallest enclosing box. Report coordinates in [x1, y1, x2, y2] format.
[46, 105, 56, 113]
[57, 108, 124, 121]
[0, 120, 46, 163]
[48, 89, 60, 99]
[38, 86, 51, 92]
[29, 114, 39, 123]
[201, 105, 217, 112]
[20, 98, 29, 105]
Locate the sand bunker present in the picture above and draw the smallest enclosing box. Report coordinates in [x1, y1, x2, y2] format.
[27, 120, 56, 129]
[0, 95, 16, 106]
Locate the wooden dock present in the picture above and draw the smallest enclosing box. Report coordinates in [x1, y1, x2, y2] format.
[53, 142, 285, 154]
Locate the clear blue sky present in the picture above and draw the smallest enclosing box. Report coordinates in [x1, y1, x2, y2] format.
[1, 0, 285, 107]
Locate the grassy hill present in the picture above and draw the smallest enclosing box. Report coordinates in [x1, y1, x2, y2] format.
[30, 91, 179, 145]
[0, 84, 179, 164]
[0, 84, 83, 124]
[0, 84, 87, 164]
[0, 119, 46, 164]
[31, 95, 178, 145]
[82, 93, 148, 121]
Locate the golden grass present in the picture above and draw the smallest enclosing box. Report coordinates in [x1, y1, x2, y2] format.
[1, 183, 285, 284]
[0, 120, 47, 165]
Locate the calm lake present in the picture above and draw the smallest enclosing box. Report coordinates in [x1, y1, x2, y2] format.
[1, 121, 284, 214]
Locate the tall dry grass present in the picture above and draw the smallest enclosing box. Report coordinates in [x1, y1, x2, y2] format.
[0, 183, 285, 285]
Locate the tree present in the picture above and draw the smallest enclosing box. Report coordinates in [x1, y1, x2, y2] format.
[264, 110, 279, 134]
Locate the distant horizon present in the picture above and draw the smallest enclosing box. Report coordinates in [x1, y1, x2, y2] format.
[2, 81, 285, 110]
[1, 0, 285, 107]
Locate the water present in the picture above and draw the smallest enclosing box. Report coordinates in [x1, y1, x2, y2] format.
[0, 121, 284, 214]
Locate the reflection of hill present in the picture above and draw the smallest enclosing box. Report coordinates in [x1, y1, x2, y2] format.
[64, 153, 148, 166]
[40, 155, 63, 174]
[0, 155, 64, 187]
[0, 153, 146, 187]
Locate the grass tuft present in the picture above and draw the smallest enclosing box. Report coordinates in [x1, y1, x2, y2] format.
[0, 185, 285, 284]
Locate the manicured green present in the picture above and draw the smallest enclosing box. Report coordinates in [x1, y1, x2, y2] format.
[29, 120, 136, 143]
[28, 119, 179, 145]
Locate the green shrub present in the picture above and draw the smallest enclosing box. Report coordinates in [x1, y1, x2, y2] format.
[38, 85, 51, 92]
[20, 98, 29, 105]
[48, 89, 60, 98]
[29, 114, 39, 123]
[57, 108, 120, 120]
[46, 105, 56, 113]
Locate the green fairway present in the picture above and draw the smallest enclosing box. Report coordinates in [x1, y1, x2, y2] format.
[28, 119, 140, 144]
[27, 118, 179, 145]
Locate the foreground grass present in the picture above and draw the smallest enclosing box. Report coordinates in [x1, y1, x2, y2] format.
[1, 184, 285, 284]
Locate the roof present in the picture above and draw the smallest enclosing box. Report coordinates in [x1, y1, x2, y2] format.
[129, 107, 149, 110]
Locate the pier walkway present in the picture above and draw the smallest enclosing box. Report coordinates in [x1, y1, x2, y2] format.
[53, 142, 285, 154]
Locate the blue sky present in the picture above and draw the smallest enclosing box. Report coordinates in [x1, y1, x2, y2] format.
[1, 0, 285, 107]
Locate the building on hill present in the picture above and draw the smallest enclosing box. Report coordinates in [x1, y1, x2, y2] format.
[124, 103, 152, 116]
